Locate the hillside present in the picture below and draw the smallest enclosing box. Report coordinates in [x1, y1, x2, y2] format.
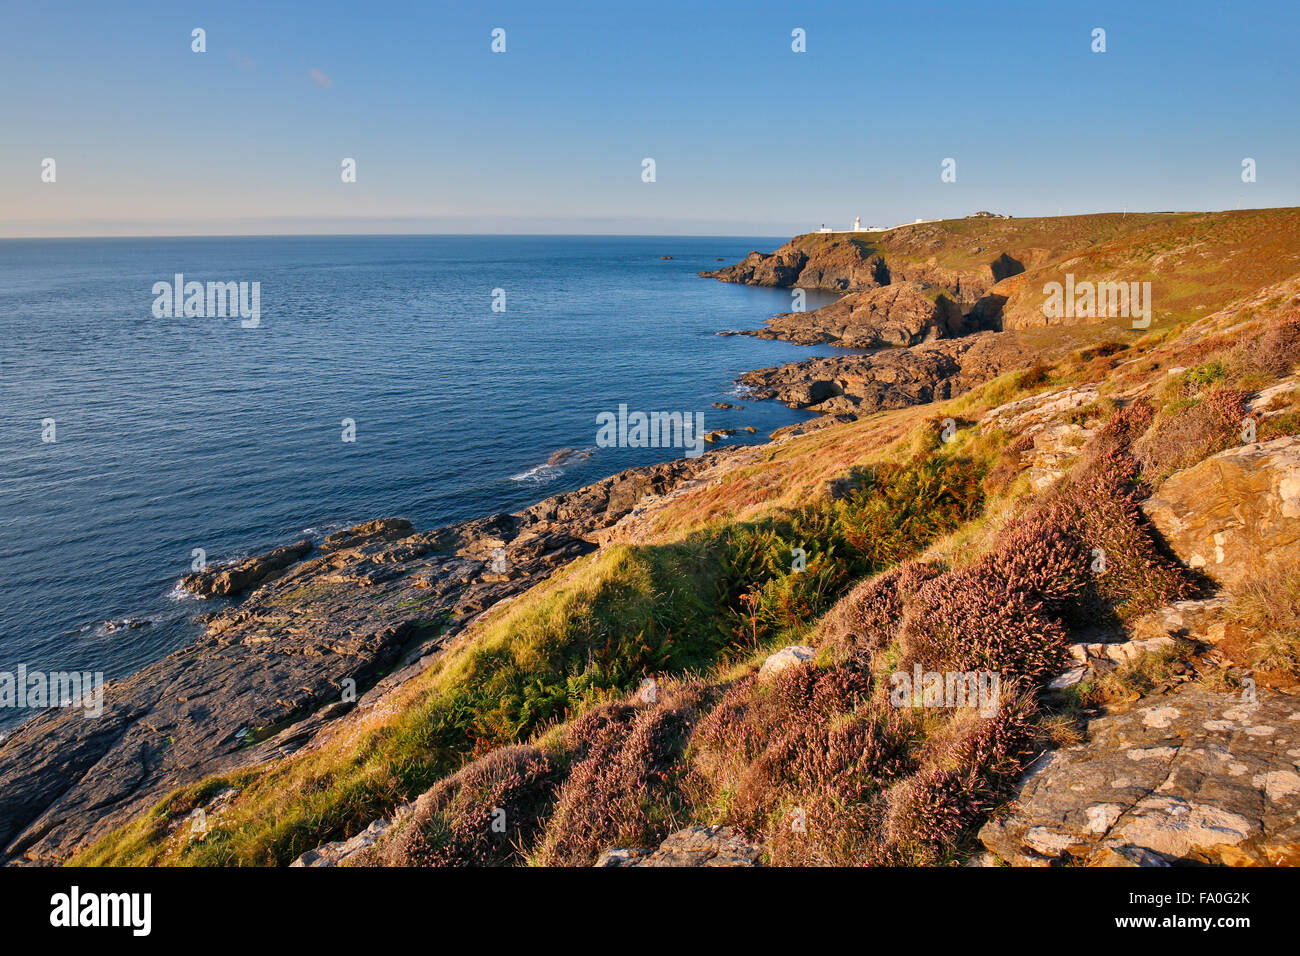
[704, 207, 1300, 330]
[5, 212, 1300, 868]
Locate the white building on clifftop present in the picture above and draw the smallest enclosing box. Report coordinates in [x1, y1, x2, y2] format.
[817, 217, 889, 233]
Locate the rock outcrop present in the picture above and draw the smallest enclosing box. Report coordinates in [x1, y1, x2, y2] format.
[739, 330, 1038, 415]
[291, 820, 390, 867]
[980, 684, 1300, 866]
[181, 539, 313, 598]
[1049, 596, 1232, 693]
[741, 282, 962, 348]
[594, 825, 762, 867]
[980, 384, 1102, 490]
[321, 518, 413, 551]
[700, 235, 886, 291]
[1141, 434, 1300, 590]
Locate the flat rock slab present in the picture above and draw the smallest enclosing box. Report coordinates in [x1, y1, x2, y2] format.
[980, 684, 1300, 866]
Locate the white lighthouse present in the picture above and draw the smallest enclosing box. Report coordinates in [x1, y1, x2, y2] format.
[853, 216, 862, 231]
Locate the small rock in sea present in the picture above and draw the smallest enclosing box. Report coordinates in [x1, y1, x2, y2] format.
[102, 618, 152, 633]
[546, 447, 593, 467]
[743, 425, 757, 433]
[711, 402, 743, 410]
[659, 255, 673, 260]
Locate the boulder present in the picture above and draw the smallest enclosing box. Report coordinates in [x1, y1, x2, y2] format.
[181, 539, 313, 598]
[758, 645, 816, 680]
[291, 819, 390, 867]
[1141, 435, 1300, 589]
[594, 825, 762, 867]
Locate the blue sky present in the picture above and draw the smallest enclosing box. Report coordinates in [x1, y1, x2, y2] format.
[2, 0, 1297, 236]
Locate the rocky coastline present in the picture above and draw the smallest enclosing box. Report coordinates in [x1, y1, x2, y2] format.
[7, 209, 1300, 867]
[2, 255, 983, 862]
[0, 448, 743, 863]
[698, 222, 1089, 421]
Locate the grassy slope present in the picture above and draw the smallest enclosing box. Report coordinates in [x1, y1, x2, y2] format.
[69, 357, 1103, 866]
[805, 207, 1300, 325]
[74, 215, 1300, 867]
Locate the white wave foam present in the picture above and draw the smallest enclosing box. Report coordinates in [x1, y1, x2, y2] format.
[510, 463, 564, 485]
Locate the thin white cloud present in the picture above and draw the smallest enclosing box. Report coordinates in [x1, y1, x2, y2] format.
[308, 67, 333, 89]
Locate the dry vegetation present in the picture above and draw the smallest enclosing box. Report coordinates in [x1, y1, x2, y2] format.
[72, 218, 1300, 869]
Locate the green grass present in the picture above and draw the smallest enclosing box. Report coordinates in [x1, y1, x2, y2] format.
[71, 273, 1297, 868]
[73, 434, 994, 867]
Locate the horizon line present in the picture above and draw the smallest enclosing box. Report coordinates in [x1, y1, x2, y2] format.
[0, 205, 1287, 241]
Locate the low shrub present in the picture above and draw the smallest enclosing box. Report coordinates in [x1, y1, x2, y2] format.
[901, 447, 1193, 682]
[1100, 398, 1154, 445]
[688, 662, 916, 864]
[1231, 312, 1300, 380]
[832, 452, 984, 567]
[816, 560, 943, 665]
[715, 449, 984, 651]
[366, 745, 560, 867]
[1035, 448, 1196, 619]
[979, 515, 1091, 615]
[880, 684, 1040, 865]
[898, 572, 1069, 684]
[534, 683, 710, 866]
[1133, 384, 1248, 481]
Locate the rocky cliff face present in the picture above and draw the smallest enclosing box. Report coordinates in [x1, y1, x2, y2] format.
[738, 329, 1039, 416]
[742, 282, 963, 348]
[702, 225, 1074, 424]
[708, 209, 1300, 337]
[699, 228, 1016, 304]
[700, 235, 887, 291]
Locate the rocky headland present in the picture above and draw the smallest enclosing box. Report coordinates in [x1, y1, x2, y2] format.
[707, 208, 1300, 425]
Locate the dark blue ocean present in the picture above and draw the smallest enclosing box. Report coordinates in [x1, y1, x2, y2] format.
[0, 235, 844, 727]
